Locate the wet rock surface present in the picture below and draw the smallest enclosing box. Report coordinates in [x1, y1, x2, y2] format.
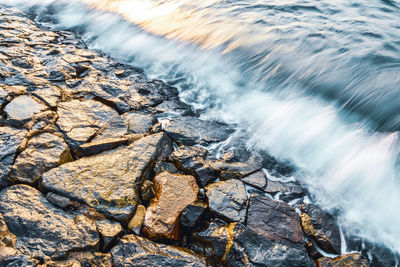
[143, 171, 199, 240]
[111, 234, 207, 267]
[206, 179, 248, 222]
[0, 185, 99, 259]
[42, 133, 172, 221]
[0, 5, 382, 266]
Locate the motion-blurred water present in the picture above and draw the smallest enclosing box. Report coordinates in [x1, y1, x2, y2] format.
[2, 0, 400, 258]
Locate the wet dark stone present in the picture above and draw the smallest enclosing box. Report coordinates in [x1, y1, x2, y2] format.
[0, 185, 99, 259]
[4, 95, 47, 126]
[123, 111, 156, 134]
[180, 202, 207, 228]
[154, 161, 178, 175]
[111, 234, 207, 267]
[0, 254, 40, 267]
[9, 132, 72, 184]
[205, 179, 247, 222]
[241, 170, 267, 190]
[300, 204, 341, 254]
[152, 99, 194, 117]
[247, 194, 305, 245]
[74, 137, 130, 158]
[265, 178, 305, 202]
[305, 240, 324, 261]
[42, 133, 172, 221]
[46, 192, 71, 208]
[162, 116, 234, 146]
[209, 154, 262, 180]
[0, 126, 26, 188]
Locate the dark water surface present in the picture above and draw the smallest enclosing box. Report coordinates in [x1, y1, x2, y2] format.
[2, 0, 400, 261]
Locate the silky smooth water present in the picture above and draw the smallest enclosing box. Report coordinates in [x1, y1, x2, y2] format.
[2, 0, 400, 256]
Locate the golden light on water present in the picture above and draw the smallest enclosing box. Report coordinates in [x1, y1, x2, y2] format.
[80, 0, 261, 51]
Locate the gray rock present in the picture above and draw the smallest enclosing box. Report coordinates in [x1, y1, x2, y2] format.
[241, 171, 267, 190]
[74, 137, 130, 158]
[46, 192, 71, 208]
[123, 112, 156, 134]
[44, 252, 112, 267]
[205, 179, 247, 222]
[180, 202, 207, 228]
[95, 220, 123, 250]
[0, 126, 26, 188]
[0, 185, 99, 259]
[209, 154, 262, 180]
[9, 132, 72, 184]
[111, 234, 207, 267]
[4, 95, 47, 123]
[56, 100, 119, 149]
[162, 116, 234, 146]
[91, 114, 128, 142]
[42, 133, 172, 221]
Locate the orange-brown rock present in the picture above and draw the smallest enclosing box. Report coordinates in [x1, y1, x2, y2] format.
[316, 253, 369, 267]
[143, 171, 199, 240]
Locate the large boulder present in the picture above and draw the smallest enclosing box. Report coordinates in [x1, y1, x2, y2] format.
[0, 185, 99, 259]
[143, 172, 199, 240]
[0, 126, 26, 188]
[162, 116, 234, 146]
[205, 179, 247, 222]
[9, 132, 72, 184]
[111, 234, 207, 267]
[42, 133, 172, 221]
[56, 100, 119, 149]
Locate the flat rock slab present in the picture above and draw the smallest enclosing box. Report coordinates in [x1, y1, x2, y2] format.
[0, 126, 26, 188]
[4, 95, 47, 122]
[42, 133, 172, 221]
[0, 185, 99, 259]
[111, 234, 207, 267]
[9, 132, 72, 184]
[56, 100, 119, 149]
[206, 179, 247, 222]
[143, 172, 199, 240]
[162, 116, 234, 146]
[123, 112, 156, 134]
[247, 194, 304, 245]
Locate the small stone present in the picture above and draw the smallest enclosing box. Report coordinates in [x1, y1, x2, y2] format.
[205, 179, 247, 222]
[46, 192, 71, 208]
[316, 253, 368, 267]
[143, 172, 199, 240]
[4, 95, 47, 122]
[241, 171, 267, 189]
[162, 116, 234, 146]
[111, 234, 207, 267]
[128, 205, 146, 235]
[154, 161, 178, 175]
[140, 180, 155, 202]
[180, 202, 207, 228]
[95, 220, 123, 250]
[74, 137, 129, 158]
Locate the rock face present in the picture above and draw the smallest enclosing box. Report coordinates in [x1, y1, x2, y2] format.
[180, 202, 207, 228]
[206, 179, 247, 222]
[162, 116, 234, 146]
[123, 112, 156, 134]
[0, 127, 26, 188]
[128, 205, 146, 235]
[95, 220, 123, 250]
[9, 132, 72, 184]
[0, 185, 99, 259]
[42, 133, 172, 221]
[209, 154, 262, 180]
[111, 234, 207, 267]
[247, 194, 304, 245]
[316, 253, 368, 267]
[143, 172, 199, 240]
[4, 95, 47, 124]
[56, 100, 119, 149]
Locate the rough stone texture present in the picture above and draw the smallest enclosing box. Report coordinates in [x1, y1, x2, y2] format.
[169, 146, 216, 186]
[0, 185, 99, 259]
[209, 154, 262, 180]
[316, 253, 368, 267]
[4, 95, 47, 124]
[265, 178, 304, 197]
[247, 194, 304, 245]
[226, 223, 314, 267]
[143, 172, 199, 240]
[241, 170, 267, 190]
[56, 100, 119, 149]
[91, 114, 129, 142]
[123, 112, 156, 134]
[9, 132, 72, 184]
[162, 116, 234, 146]
[0, 126, 26, 188]
[0, 254, 40, 267]
[205, 179, 247, 222]
[46, 192, 71, 208]
[111, 234, 207, 267]
[300, 204, 341, 254]
[95, 219, 123, 250]
[74, 137, 130, 158]
[44, 252, 112, 267]
[180, 202, 207, 228]
[154, 161, 178, 175]
[128, 205, 146, 235]
[42, 133, 172, 221]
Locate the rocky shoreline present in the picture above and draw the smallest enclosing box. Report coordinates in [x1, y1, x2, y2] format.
[0, 6, 370, 266]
